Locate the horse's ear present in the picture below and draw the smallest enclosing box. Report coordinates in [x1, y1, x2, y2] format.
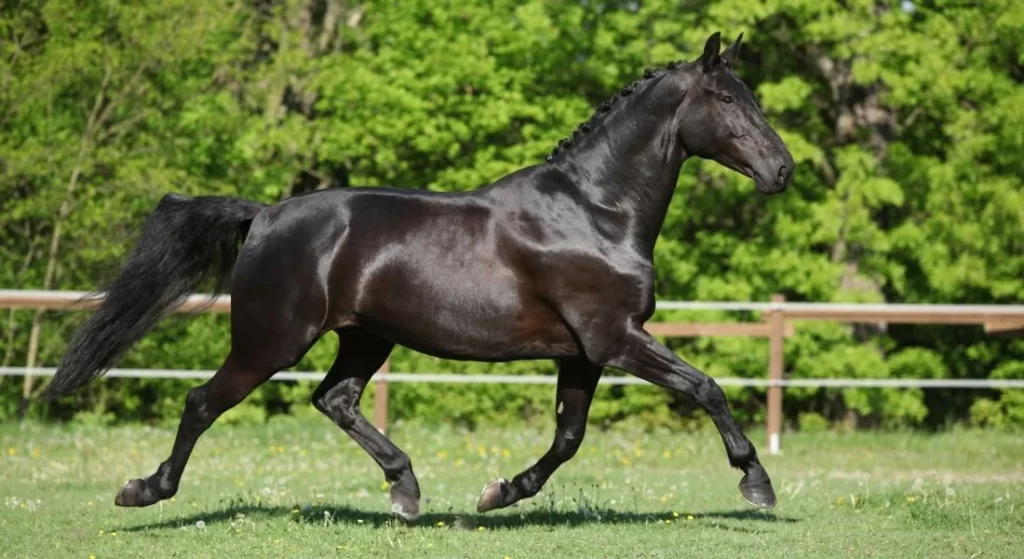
[701, 31, 722, 73]
[721, 32, 743, 67]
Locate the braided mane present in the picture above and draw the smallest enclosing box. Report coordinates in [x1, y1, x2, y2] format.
[546, 60, 684, 162]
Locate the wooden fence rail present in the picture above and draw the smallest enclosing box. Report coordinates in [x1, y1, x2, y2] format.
[2, 289, 1022, 454]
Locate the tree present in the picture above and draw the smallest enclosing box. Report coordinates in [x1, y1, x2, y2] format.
[1, 0, 1021, 428]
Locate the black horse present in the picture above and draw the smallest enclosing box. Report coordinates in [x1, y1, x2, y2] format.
[47, 32, 793, 520]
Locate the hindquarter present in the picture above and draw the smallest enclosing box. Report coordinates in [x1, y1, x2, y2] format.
[228, 198, 344, 368]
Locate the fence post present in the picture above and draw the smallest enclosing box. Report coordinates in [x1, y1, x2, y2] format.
[373, 359, 390, 434]
[766, 293, 785, 455]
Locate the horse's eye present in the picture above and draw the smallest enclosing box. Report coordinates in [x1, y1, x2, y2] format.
[722, 96, 734, 104]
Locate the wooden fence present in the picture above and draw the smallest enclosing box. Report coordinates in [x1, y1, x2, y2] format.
[2, 289, 1023, 454]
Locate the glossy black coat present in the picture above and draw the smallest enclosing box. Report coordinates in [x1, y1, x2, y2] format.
[51, 32, 793, 519]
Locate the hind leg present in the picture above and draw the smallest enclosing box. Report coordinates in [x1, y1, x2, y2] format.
[477, 358, 602, 512]
[115, 296, 320, 507]
[311, 328, 421, 520]
[115, 353, 279, 507]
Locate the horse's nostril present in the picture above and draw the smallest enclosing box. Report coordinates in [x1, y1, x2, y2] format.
[776, 165, 790, 185]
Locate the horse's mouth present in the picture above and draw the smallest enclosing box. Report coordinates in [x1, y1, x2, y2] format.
[752, 172, 776, 194]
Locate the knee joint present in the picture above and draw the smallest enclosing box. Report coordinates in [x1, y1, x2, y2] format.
[334, 404, 359, 429]
[314, 387, 362, 429]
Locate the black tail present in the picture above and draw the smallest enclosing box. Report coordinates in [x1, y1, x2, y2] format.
[45, 194, 266, 400]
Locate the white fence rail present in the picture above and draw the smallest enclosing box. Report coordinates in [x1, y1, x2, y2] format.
[3, 289, 1024, 455]
[3, 366, 1024, 389]
[4, 288, 1024, 317]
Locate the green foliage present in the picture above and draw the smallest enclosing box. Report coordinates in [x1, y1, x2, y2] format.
[1, 0, 1022, 429]
[797, 412, 830, 433]
[970, 361, 1024, 430]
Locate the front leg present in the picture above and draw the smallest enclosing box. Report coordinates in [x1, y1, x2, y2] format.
[477, 358, 602, 512]
[600, 321, 776, 508]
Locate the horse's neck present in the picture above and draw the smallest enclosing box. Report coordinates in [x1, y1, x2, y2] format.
[556, 95, 688, 253]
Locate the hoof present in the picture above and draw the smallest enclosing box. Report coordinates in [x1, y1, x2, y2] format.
[390, 486, 420, 522]
[738, 475, 777, 509]
[391, 501, 419, 522]
[476, 478, 511, 513]
[114, 478, 162, 508]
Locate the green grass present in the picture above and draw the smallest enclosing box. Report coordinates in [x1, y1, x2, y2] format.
[1, 418, 1021, 558]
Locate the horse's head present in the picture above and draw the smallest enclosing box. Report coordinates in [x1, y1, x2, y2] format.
[676, 32, 794, 194]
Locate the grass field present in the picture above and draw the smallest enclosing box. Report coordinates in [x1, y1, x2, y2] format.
[1, 418, 1021, 558]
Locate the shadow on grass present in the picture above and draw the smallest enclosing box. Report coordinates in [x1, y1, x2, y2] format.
[120, 502, 797, 533]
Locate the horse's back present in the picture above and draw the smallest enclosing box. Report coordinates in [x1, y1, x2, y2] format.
[233, 185, 577, 360]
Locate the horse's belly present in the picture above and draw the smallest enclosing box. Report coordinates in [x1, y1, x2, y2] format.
[349, 257, 576, 360]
